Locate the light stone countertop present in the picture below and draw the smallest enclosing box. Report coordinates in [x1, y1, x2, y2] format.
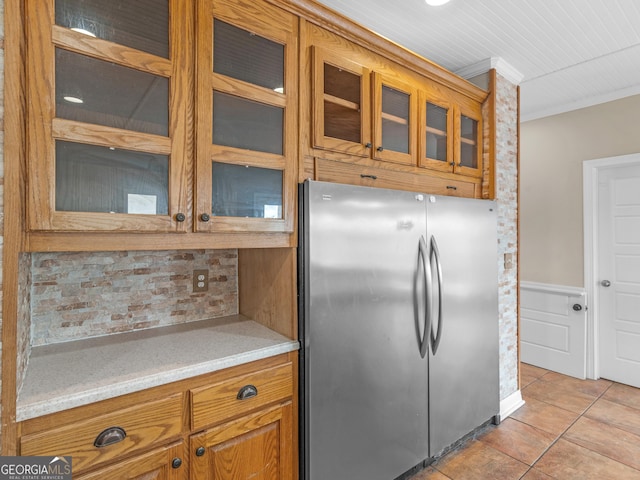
[17, 315, 299, 422]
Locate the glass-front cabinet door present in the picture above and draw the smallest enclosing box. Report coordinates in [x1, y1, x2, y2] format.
[26, 0, 192, 232]
[196, 0, 297, 233]
[312, 47, 371, 157]
[419, 90, 453, 173]
[372, 73, 417, 166]
[454, 100, 483, 178]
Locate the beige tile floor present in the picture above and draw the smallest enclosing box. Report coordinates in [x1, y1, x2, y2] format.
[409, 363, 640, 479]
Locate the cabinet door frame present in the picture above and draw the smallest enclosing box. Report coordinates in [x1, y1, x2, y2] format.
[190, 402, 293, 480]
[418, 89, 454, 174]
[195, 0, 298, 234]
[311, 47, 372, 157]
[25, 0, 193, 233]
[453, 99, 483, 178]
[74, 442, 186, 480]
[372, 72, 418, 166]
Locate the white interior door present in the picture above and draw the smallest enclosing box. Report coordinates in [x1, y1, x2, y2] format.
[598, 164, 640, 387]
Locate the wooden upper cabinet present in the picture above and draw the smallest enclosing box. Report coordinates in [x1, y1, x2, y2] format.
[419, 89, 453, 173]
[372, 73, 418, 166]
[195, 0, 298, 234]
[26, 0, 193, 232]
[311, 50, 417, 166]
[454, 100, 483, 178]
[419, 89, 483, 179]
[312, 47, 371, 157]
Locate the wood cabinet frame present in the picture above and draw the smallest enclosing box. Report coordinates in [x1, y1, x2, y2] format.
[195, 0, 298, 234]
[372, 72, 418, 166]
[25, 0, 194, 233]
[418, 89, 454, 173]
[453, 98, 484, 178]
[311, 46, 371, 157]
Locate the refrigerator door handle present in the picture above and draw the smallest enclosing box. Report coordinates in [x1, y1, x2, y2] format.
[418, 236, 432, 359]
[430, 235, 444, 355]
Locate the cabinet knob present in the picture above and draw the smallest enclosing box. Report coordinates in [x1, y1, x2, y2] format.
[376, 146, 384, 152]
[237, 384, 258, 400]
[175, 213, 186, 222]
[365, 143, 372, 149]
[172, 458, 183, 469]
[94, 427, 126, 448]
[195, 447, 206, 457]
[200, 213, 211, 222]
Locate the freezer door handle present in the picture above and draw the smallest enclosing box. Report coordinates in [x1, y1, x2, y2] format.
[430, 235, 444, 355]
[418, 236, 432, 359]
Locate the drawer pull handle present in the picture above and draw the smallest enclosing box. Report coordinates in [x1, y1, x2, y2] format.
[360, 174, 378, 180]
[94, 427, 126, 448]
[237, 384, 258, 400]
[446, 185, 458, 190]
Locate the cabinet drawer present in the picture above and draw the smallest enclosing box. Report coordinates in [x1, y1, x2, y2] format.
[315, 157, 478, 197]
[20, 393, 183, 473]
[191, 362, 293, 431]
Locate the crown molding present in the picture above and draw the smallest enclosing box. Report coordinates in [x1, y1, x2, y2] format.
[456, 57, 524, 86]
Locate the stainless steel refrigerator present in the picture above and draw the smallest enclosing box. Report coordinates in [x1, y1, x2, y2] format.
[299, 180, 499, 480]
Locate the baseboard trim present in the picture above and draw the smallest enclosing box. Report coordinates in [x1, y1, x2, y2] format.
[500, 389, 525, 420]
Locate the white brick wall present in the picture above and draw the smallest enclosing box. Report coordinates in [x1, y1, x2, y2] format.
[494, 72, 520, 400]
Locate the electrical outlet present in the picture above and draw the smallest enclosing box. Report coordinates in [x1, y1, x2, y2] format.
[193, 269, 209, 292]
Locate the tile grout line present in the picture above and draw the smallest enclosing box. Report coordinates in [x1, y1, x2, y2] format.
[518, 376, 617, 479]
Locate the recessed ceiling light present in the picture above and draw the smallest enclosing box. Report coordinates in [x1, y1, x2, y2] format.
[63, 96, 84, 104]
[425, 0, 451, 5]
[71, 27, 96, 38]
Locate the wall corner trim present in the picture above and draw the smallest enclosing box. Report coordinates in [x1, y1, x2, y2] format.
[500, 389, 525, 420]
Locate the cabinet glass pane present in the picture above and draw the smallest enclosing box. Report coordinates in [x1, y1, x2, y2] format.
[426, 103, 447, 162]
[460, 115, 478, 169]
[381, 85, 409, 154]
[56, 49, 169, 136]
[55, 141, 169, 214]
[55, 0, 169, 58]
[324, 64, 361, 143]
[212, 92, 283, 155]
[211, 162, 283, 218]
[213, 19, 284, 92]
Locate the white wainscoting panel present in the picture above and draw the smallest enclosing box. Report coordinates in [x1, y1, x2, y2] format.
[520, 282, 587, 379]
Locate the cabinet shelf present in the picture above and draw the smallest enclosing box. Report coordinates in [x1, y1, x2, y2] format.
[425, 125, 447, 137]
[323, 93, 359, 112]
[381, 111, 409, 126]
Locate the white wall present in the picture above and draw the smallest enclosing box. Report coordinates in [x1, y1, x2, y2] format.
[520, 94, 640, 287]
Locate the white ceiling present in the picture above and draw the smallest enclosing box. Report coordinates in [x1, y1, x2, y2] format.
[313, 0, 640, 121]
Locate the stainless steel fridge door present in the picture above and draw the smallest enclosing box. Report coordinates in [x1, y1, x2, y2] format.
[425, 195, 500, 456]
[302, 181, 429, 480]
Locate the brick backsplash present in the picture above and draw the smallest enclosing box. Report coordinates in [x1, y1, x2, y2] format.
[30, 249, 238, 346]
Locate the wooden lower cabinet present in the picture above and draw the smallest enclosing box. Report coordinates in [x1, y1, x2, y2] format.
[75, 442, 187, 480]
[18, 354, 296, 480]
[190, 402, 293, 480]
